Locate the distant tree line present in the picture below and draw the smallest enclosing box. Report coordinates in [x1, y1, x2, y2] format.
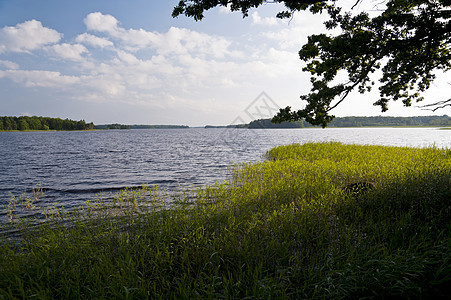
[248, 115, 451, 129]
[0, 116, 94, 131]
[93, 124, 190, 130]
[204, 124, 247, 129]
[94, 124, 131, 130]
[128, 125, 189, 129]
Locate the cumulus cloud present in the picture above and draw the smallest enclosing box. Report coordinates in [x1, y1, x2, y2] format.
[84, 12, 119, 34]
[83, 12, 240, 58]
[75, 33, 114, 48]
[115, 50, 140, 64]
[0, 20, 62, 53]
[86, 75, 126, 96]
[0, 69, 80, 87]
[219, 4, 233, 14]
[51, 43, 88, 61]
[152, 27, 238, 58]
[84, 12, 159, 49]
[251, 12, 279, 26]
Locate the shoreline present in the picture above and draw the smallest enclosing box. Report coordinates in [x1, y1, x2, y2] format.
[1, 125, 451, 133]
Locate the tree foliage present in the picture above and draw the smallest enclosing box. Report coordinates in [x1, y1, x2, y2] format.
[172, 0, 327, 21]
[173, 0, 451, 127]
[0, 116, 94, 131]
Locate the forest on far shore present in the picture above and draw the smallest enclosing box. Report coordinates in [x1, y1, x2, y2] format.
[0, 116, 94, 131]
[2, 115, 450, 132]
[248, 115, 451, 129]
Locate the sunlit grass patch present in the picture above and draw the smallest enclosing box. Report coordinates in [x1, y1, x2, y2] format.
[1, 142, 450, 298]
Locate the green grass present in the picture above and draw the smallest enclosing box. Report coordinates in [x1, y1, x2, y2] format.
[1, 142, 450, 299]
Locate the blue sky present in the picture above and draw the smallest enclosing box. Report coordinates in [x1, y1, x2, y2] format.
[0, 0, 449, 126]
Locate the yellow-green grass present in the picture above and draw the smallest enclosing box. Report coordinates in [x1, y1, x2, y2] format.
[0, 142, 450, 299]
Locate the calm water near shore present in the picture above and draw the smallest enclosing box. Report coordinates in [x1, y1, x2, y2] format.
[0, 127, 449, 216]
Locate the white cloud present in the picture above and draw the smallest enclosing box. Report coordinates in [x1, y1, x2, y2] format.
[252, 12, 279, 26]
[261, 11, 334, 50]
[83, 12, 240, 59]
[86, 76, 126, 96]
[84, 12, 158, 49]
[152, 26, 244, 59]
[0, 69, 80, 87]
[115, 50, 139, 64]
[119, 28, 160, 49]
[75, 33, 114, 48]
[152, 27, 236, 58]
[84, 12, 119, 34]
[51, 43, 88, 61]
[0, 60, 19, 69]
[219, 4, 233, 14]
[0, 20, 62, 53]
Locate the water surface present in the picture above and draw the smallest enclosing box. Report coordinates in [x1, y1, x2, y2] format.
[0, 127, 449, 213]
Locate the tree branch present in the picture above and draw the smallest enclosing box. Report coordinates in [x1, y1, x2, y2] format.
[327, 58, 379, 112]
[416, 82, 451, 111]
[351, 0, 363, 10]
[417, 99, 451, 111]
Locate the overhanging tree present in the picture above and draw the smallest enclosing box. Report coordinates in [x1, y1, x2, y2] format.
[173, 0, 451, 127]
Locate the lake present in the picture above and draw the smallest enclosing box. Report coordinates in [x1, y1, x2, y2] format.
[0, 127, 449, 218]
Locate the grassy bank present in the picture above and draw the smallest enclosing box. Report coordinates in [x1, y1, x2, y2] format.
[1, 142, 450, 298]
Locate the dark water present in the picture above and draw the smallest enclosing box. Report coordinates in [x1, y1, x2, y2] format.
[0, 127, 449, 214]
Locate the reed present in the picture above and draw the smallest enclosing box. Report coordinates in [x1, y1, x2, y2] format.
[1, 142, 449, 298]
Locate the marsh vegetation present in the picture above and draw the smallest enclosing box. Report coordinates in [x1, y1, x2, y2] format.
[1, 142, 449, 298]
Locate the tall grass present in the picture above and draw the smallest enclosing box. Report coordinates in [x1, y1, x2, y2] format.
[1, 142, 450, 298]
